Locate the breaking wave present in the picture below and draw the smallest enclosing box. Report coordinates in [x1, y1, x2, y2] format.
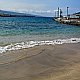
[0, 38, 80, 53]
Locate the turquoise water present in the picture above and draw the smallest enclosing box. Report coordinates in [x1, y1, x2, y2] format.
[0, 17, 80, 44]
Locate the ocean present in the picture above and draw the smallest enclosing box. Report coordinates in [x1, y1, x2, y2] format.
[0, 17, 80, 53]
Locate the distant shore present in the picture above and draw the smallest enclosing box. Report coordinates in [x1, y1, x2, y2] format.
[0, 43, 80, 80]
[0, 15, 36, 17]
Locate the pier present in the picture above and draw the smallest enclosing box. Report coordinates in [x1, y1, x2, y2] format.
[54, 7, 80, 26]
[55, 18, 80, 26]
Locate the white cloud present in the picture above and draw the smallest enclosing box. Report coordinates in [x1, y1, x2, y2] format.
[20, 10, 55, 14]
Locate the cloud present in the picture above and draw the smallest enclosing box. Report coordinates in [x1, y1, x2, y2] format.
[20, 10, 55, 14]
[0, 0, 46, 11]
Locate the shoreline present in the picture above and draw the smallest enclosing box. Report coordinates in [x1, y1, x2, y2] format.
[0, 38, 80, 54]
[0, 43, 80, 80]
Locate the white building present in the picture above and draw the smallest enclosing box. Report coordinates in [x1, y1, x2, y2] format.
[69, 12, 80, 19]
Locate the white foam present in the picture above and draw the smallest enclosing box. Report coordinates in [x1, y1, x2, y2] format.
[0, 38, 80, 53]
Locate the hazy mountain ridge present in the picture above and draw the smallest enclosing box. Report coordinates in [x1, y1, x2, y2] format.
[0, 10, 38, 17]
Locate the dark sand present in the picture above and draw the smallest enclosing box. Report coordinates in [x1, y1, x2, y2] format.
[0, 43, 80, 80]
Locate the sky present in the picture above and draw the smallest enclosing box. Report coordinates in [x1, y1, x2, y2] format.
[0, 0, 80, 17]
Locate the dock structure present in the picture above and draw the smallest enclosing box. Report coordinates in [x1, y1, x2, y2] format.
[54, 7, 80, 26]
[57, 18, 80, 26]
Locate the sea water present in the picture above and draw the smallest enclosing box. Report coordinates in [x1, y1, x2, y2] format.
[0, 17, 80, 53]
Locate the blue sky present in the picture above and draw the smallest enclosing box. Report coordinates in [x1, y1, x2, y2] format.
[0, 0, 80, 17]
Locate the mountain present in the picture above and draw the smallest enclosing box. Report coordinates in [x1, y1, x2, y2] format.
[73, 12, 80, 15]
[75, 12, 80, 14]
[0, 10, 37, 17]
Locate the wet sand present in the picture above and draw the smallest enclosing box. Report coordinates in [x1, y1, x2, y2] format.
[0, 43, 80, 80]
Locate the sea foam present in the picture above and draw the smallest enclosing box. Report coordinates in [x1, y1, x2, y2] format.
[0, 38, 80, 53]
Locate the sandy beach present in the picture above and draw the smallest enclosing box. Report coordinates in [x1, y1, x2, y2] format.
[0, 43, 80, 80]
